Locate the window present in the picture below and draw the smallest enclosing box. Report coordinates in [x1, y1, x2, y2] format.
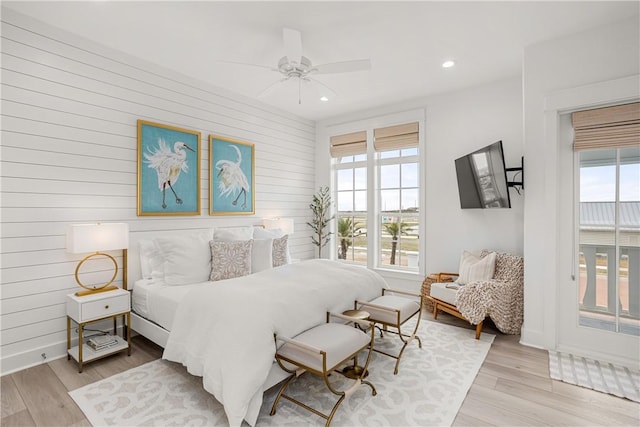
[573, 103, 640, 336]
[332, 132, 368, 263]
[331, 120, 421, 271]
[378, 148, 419, 268]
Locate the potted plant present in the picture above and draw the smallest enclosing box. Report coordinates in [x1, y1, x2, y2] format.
[307, 186, 334, 258]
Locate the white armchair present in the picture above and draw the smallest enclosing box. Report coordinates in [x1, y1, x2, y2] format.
[427, 250, 524, 339]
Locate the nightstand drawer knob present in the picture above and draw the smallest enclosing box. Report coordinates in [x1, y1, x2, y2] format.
[105, 305, 109, 309]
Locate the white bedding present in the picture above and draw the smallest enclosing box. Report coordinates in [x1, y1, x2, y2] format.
[162, 259, 386, 427]
[131, 279, 209, 331]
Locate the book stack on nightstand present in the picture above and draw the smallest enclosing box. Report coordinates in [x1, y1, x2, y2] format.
[87, 334, 119, 351]
[66, 288, 131, 372]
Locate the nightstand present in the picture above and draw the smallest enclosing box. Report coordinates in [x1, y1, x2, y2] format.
[66, 288, 131, 372]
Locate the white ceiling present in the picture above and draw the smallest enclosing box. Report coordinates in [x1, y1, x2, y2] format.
[4, 1, 639, 121]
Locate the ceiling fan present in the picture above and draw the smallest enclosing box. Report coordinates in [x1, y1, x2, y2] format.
[224, 28, 371, 104]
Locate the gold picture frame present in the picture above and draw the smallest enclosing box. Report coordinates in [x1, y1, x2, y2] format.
[209, 135, 255, 215]
[137, 120, 201, 216]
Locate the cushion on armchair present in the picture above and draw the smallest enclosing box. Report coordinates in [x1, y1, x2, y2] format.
[429, 282, 458, 306]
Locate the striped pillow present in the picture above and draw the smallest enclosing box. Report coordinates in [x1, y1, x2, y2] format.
[457, 251, 496, 285]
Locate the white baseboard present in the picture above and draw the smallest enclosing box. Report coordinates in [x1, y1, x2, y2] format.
[1, 341, 67, 376]
[1, 324, 127, 376]
[519, 326, 547, 349]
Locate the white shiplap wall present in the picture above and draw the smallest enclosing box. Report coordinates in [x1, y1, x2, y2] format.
[0, 8, 316, 375]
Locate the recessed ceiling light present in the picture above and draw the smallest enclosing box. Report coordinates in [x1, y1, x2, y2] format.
[442, 60, 455, 68]
[320, 96, 329, 102]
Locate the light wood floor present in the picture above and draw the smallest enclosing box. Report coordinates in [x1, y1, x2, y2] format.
[2, 311, 639, 426]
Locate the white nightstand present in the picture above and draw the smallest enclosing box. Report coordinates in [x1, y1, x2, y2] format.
[66, 288, 131, 372]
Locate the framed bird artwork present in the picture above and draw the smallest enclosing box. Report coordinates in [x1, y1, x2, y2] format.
[209, 135, 255, 215]
[137, 120, 201, 216]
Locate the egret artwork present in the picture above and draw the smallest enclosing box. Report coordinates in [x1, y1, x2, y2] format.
[137, 120, 200, 216]
[210, 136, 255, 215]
[144, 139, 194, 209]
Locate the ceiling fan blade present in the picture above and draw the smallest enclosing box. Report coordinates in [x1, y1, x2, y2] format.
[257, 78, 289, 98]
[283, 28, 302, 65]
[314, 59, 371, 74]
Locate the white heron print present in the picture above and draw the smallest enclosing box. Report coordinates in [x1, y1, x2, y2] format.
[216, 144, 250, 209]
[144, 138, 195, 209]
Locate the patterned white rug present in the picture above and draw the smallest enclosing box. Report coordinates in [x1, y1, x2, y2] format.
[70, 319, 494, 426]
[548, 351, 640, 402]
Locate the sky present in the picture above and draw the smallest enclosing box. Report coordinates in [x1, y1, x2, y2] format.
[580, 163, 640, 202]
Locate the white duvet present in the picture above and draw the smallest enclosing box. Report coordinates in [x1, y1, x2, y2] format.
[162, 259, 386, 426]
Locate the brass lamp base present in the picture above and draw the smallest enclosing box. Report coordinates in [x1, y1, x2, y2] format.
[75, 285, 119, 297]
[342, 365, 369, 379]
[74, 251, 120, 297]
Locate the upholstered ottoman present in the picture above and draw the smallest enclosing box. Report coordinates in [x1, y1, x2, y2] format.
[272, 313, 376, 426]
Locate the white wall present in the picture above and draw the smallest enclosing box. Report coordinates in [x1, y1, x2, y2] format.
[424, 78, 524, 272]
[0, 8, 316, 375]
[522, 17, 640, 350]
[316, 78, 524, 289]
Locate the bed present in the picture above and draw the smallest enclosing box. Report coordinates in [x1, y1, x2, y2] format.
[126, 227, 386, 426]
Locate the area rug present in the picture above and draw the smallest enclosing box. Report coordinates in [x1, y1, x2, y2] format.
[70, 319, 494, 426]
[548, 350, 640, 402]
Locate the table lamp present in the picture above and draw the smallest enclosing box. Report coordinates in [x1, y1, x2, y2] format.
[66, 223, 129, 296]
[263, 218, 295, 235]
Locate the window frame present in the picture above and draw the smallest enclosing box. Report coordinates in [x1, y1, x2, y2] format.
[328, 110, 426, 275]
[377, 148, 420, 270]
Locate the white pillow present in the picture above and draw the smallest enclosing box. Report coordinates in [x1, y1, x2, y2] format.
[210, 240, 252, 281]
[252, 238, 273, 273]
[254, 228, 291, 264]
[457, 250, 496, 285]
[139, 239, 164, 280]
[213, 226, 254, 241]
[155, 232, 212, 285]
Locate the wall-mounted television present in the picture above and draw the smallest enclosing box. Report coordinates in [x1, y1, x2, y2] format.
[455, 140, 511, 209]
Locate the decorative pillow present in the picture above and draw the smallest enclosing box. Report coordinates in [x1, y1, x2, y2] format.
[155, 232, 212, 285]
[213, 226, 254, 241]
[251, 238, 273, 273]
[457, 250, 496, 285]
[210, 240, 252, 281]
[272, 235, 289, 267]
[139, 239, 164, 280]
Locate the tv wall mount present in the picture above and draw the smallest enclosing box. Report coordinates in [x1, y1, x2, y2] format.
[506, 156, 524, 193]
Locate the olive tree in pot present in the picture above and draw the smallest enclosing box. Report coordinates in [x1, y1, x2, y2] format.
[307, 186, 334, 258]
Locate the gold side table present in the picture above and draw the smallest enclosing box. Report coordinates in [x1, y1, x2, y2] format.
[341, 309, 371, 379]
[66, 288, 131, 373]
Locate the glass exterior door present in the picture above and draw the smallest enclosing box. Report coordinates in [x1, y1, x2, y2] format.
[578, 147, 640, 336]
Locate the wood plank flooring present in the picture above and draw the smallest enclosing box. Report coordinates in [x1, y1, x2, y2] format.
[2, 311, 638, 426]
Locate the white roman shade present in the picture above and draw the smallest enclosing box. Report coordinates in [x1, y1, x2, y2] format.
[572, 102, 640, 151]
[374, 122, 419, 151]
[330, 131, 367, 157]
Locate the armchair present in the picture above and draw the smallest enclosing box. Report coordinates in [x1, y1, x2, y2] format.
[427, 250, 524, 339]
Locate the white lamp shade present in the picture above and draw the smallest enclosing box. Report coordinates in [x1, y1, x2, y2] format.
[263, 218, 295, 235]
[66, 223, 129, 254]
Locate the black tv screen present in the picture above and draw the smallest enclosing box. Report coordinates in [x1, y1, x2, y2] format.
[455, 141, 511, 209]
